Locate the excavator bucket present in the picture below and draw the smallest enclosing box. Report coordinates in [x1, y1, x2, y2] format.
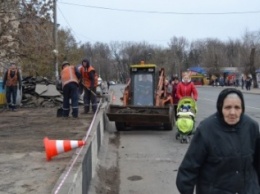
[106, 104, 174, 131]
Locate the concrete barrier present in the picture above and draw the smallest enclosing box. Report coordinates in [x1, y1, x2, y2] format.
[51, 100, 108, 194]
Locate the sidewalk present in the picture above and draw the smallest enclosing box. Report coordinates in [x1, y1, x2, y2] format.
[238, 87, 260, 95]
[198, 85, 260, 95]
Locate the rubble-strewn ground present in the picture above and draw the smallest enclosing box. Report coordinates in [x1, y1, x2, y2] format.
[0, 107, 93, 194]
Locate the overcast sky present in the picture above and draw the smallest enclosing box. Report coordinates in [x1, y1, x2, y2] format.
[57, 0, 260, 47]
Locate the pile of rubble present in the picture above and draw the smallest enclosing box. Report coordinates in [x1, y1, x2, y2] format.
[21, 76, 64, 108]
[20, 76, 106, 108]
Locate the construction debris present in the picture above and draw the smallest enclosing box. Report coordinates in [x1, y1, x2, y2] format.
[21, 76, 63, 108]
[19, 76, 107, 108]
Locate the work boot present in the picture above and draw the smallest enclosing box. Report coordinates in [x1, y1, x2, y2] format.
[12, 105, 17, 112]
[8, 104, 12, 110]
[81, 110, 89, 114]
[82, 107, 89, 114]
[82, 105, 89, 114]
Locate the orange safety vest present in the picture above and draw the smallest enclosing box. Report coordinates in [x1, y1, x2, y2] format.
[80, 65, 98, 88]
[6, 68, 18, 86]
[61, 66, 79, 88]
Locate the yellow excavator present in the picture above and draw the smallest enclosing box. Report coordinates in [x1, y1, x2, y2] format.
[106, 61, 175, 131]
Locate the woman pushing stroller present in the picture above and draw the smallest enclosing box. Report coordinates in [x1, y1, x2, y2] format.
[176, 72, 198, 101]
[175, 72, 198, 143]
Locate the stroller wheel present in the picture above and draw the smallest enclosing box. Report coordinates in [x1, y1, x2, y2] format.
[175, 132, 180, 140]
[180, 135, 189, 144]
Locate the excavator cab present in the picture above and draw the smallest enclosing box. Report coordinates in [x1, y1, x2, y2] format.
[106, 62, 174, 131]
[130, 64, 156, 106]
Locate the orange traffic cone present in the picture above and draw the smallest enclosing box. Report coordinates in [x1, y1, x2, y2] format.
[43, 137, 85, 161]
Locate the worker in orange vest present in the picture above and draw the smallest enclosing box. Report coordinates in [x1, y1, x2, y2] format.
[60, 61, 81, 118]
[2, 62, 22, 111]
[79, 58, 97, 113]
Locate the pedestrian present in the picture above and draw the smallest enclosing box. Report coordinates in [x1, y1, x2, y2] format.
[245, 76, 252, 91]
[171, 76, 179, 120]
[177, 72, 198, 101]
[176, 88, 260, 194]
[2, 62, 22, 111]
[165, 79, 172, 95]
[79, 58, 98, 113]
[219, 75, 224, 87]
[107, 81, 110, 90]
[241, 75, 245, 90]
[60, 61, 81, 118]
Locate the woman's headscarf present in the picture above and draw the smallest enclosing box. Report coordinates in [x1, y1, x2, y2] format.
[216, 88, 245, 118]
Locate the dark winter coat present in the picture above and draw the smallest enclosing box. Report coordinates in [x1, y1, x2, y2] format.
[176, 88, 260, 194]
[171, 82, 179, 104]
[176, 113, 260, 194]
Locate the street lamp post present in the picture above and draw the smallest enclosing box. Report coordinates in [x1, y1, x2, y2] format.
[53, 0, 59, 81]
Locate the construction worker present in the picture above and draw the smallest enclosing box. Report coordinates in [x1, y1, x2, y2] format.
[2, 63, 22, 111]
[60, 61, 81, 118]
[79, 58, 97, 113]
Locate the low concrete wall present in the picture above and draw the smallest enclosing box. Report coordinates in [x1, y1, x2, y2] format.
[52, 101, 107, 194]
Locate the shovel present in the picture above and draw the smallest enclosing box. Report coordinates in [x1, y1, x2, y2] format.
[81, 82, 98, 97]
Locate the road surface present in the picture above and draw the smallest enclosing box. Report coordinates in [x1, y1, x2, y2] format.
[89, 85, 260, 194]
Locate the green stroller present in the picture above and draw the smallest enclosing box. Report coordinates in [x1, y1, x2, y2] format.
[175, 97, 197, 143]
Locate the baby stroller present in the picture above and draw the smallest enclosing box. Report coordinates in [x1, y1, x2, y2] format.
[175, 97, 197, 143]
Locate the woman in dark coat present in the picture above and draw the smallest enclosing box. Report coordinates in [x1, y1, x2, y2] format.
[176, 88, 260, 194]
[171, 76, 180, 120]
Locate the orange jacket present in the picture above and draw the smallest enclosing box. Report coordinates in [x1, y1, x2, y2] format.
[80, 65, 98, 88]
[6, 68, 18, 86]
[61, 66, 79, 88]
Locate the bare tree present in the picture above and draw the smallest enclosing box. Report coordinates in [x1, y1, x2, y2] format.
[0, 0, 20, 73]
[168, 36, 189, 76]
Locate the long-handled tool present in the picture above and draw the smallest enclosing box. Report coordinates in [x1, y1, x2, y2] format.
[80, 82, 97, 96]
[85, 87, 97, 96]
[81, 82, 109, 101]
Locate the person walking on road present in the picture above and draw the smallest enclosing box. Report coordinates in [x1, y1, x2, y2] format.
[241, 75, 245, 90]
[60, 61, 81, 118]
[171, 76, 180, 120]
[245, 75, 252, 91]
[2, 63, 22, 111]
[177, 72, 198, 101]
[176, 88, 260, 194]
[79, 58, 98, 113]
[107, 81, 110, 90]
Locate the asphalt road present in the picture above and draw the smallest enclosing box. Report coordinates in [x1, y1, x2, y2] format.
[89, 85, 260, 194]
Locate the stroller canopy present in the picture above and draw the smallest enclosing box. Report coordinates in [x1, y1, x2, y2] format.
[177, 97, 197, 115]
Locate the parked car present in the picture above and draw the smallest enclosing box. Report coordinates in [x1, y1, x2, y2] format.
[109, 81, 116, 85]
[98, 77, 102, 86]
